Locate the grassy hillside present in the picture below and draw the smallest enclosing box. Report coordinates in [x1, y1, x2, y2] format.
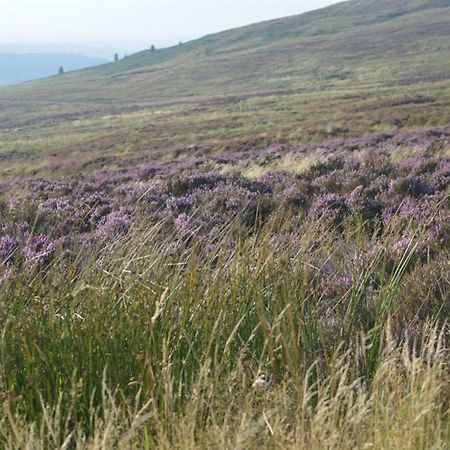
[0, 0, 450, 179]
[0, 2, 449, 447]
[2, 0, 450, 103]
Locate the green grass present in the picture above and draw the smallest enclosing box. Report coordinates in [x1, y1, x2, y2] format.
[0, 212, 448, 448]
[0, 2, 449, 445]
[1, 81, 450, 179]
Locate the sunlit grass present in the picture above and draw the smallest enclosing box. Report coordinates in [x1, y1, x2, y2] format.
[0, 211, 448, 448]
[1, 80, 450, 179]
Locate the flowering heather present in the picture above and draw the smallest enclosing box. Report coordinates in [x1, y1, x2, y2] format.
[310, 193, 349, 226]
[166, 196, 194, 213]
[0, 127, 447, 279]
[388, 175, 434, 197]
[0, 127, 449, 449]
[323, 274, 353, 295]
[42, 197, 73, 212]
[25, 235, 56, 266]
[346, 186, 382, 219]
[173, 212, 203, 237]
[0, 235, 18, 261]
[96, 210, 132, 239]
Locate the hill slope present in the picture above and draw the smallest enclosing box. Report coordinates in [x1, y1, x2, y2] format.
[2, 0, 450, 103]
[1, 0, 450, 178]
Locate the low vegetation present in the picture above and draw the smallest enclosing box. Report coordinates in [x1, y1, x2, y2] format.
[1, 1, 449, 447]
[0, 131, 448, 448]
[1, 0, 450, 179]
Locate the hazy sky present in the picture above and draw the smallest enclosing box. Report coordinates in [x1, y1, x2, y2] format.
[0, 0, 339, 56]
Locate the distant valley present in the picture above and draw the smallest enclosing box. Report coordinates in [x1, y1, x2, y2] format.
[0, 52, 107, 85]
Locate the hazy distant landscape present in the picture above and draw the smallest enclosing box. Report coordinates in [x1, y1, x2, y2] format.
[0, 52, 107, 85]
[0, 0, 449, 448]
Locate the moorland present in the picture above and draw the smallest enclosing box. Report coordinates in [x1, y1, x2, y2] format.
[0, 0, 449, 448]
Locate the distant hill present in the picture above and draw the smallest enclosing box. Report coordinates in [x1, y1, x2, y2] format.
[2, 0, 449, 101]
[0, 53, 107, 85]
[1, 0, 450, 179]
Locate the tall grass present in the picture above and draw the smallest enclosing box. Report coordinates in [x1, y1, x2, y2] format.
[0, 213, 448, 449]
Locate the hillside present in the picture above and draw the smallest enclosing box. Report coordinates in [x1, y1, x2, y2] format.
[1, 1, 450, 446]
[0, 0, 450, 178]
[0, 53, 107, 86]
[2, 0, 450, 103]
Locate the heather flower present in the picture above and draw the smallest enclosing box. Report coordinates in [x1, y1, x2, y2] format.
[428, 160, 450, 190]
[352, 246, 383, 269]
[0, 235, 19, 262]
[0, 126, 447, 269]
[278, 185, 308, 209]
[187, 173, 225, 190]
[85, 202, 113, 226]
[346, 186, 382, 219]
[308, 155, 358, 179]
[381, 207, 395, 226]
[310, 193, 349, 226]
[167, 172, 224, 196]
[166, 196, 193, 213]
[180, 182, 265, 230]
[389, 176, 433, 197]
[96, 211, 132, 239]
[8, 197, 22, 211]
[173, 213, 203, 237]
[25, 235, 56, 266]
[389, 232, 420, 258]
[42, 197, 72, 212]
